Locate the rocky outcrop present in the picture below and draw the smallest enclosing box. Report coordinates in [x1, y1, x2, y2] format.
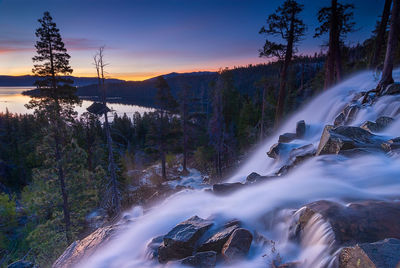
[180, 251, 217, 267]
[361, 116, 394, 132]
[198, 221, 240, 253]
[316, 125, 384, 155]
[52, 224, 122, 268]
[245, 172, 274, 184]
[296, 120, 306, 138]
[338, 238, 400, 268]
[212, 182, 245, 195]
[278, 120, 307, 143]
[267, 143, 293, 159]
[158, 216, 213, 263]
[293, 200, 400, 246]
[277, 144, 315, 175]
[221, 228, 253, 261]
[279, 133, 297, 143]
[382, 137, 400, 152]
[334, 104, 360, 126]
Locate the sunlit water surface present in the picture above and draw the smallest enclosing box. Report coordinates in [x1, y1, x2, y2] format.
[0, 87, 153, 118]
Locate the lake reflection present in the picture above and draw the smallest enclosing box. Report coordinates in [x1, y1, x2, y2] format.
[0, 87, 153, 118]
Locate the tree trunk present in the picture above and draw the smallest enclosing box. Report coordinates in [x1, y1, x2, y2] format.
[260, 84, 266, 140]
[183, 122, 188, 172]
[54, 120, 71, 244]
[274, 9, 295, 127]
[104, 112, 120, 213]
[378, 0, 400, 92]
[371, 0, 393, 69]
[161, 146, 167, 180]
[332, 0, 342, 83]
[324, 0, 338, 90]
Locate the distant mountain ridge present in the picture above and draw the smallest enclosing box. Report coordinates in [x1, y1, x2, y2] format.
[0, 75, 125, 87]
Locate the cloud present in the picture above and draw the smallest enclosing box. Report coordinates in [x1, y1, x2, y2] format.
[64, 38, 110, 51]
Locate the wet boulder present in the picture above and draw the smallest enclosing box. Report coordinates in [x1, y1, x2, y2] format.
[277, 144, 315, 175]
[334, 104, 360, 126]
[296, 120, 306, 138]
[180, 251, 217, 267]
[212, 183, 245, 195]
[338, 238, 400, 268]
[158, 216, 213, 263]
[222, 228, 253, 261]
[279, 132, 297, 143]
[277, 120, 307, 143]
[146, 235, 164, 260]
[381, 82, 400, 95]
[198, 222, 240, 253]
[361, 116, 394, 132]
[267, 143, 293, 159]
[316, 125, 383, 156]
[245, 172, 274, 184]
[381, 137, 400, 152]
[52, 224, 122, 268]
[294, 200, 400, 246]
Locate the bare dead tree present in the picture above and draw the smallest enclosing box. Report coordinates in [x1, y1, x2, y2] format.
[93, 47, 121, 215]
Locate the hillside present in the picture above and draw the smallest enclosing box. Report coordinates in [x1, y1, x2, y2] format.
[0, 75, 124, 87]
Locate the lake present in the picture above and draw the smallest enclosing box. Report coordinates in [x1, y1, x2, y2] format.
[0, 87, 153, 118]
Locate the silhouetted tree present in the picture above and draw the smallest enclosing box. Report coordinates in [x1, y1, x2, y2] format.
[27, 11, 78, 244]
[154, 77, 178, 180]
[378, 0, 400, 91]
[259, 0, 306, 127]
[370, 0, 393, 69]
[315, 0, 355, 89]
[92, 47, 121, 215]
[179, 85, 190, 173]
[208, 75, 225, 179]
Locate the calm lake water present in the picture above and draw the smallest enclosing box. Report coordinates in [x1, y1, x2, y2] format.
[0, 87, 153, 118]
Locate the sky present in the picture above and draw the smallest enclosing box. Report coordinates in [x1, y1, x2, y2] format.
[0, 0, 383, 81]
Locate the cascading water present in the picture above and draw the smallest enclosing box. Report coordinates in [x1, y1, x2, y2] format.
[79, 69, 400, 268]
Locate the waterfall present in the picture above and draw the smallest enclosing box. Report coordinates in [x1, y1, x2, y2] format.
[79, 69, 400, 268]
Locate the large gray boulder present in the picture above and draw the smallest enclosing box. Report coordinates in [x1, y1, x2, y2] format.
[212, 183, 245, 195]
[293, 200, 400, 246]
[221, 228, 253, 261]
[52, 224, 122, 268]
[296, 120, 306, 138]
[361, 116, 394, 132]
[277, 144, 315, 175]
[158, 216, 213, 263]
[338, 238, 400, 268]
[198, 222, 240, 253]
[316, 125, 384, 155]
[180, 251, 217, 267]
[334, 104, 360, 126]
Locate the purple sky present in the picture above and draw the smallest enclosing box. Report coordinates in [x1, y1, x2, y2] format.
[0, 0, 383, 80]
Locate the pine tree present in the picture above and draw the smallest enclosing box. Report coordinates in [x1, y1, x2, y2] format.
[26, 11, 79, 244]
[153, 77, 178, 180]
[259, 0, 306, 127]
[314, 0, 355, 89]
[208, 75, 225, 179]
